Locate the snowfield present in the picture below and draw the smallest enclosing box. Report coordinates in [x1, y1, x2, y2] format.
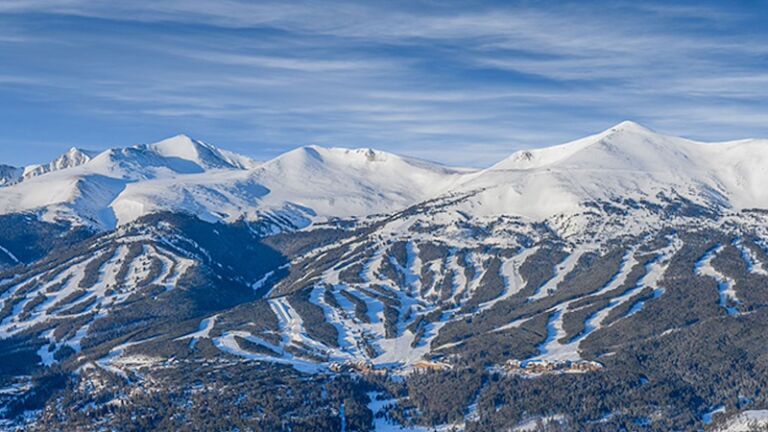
[2, 121, 768, 236]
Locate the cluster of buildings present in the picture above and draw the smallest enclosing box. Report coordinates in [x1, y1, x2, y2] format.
[328, 359, 454, 376]
[504, 359, 603, 375]
[411, 360, 453, 372]
[328, 360, 387, 376]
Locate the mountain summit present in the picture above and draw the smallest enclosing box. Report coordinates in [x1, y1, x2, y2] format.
[148, 134, 258, 170]
[22, 147, 98, 180]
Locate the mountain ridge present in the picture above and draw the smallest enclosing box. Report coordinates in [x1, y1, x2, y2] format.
[1, 121, 767, 233]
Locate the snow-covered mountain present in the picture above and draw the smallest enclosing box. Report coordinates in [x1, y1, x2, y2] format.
[0, 147, 98, 188]
[0, 137, 470, 229]
[452, 121, 768, 221]
[0, 121, 766, 233]
[22, 147, 98, 180]
[148, 134, 260, 170]
[4, 122, 768, 431]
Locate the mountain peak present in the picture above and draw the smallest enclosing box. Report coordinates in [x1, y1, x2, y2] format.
[22, 146, 96, 180]
[492, 121, 671, 173]
[604, 120, 654, 135]
[0, 164, 23, 187]
[285, 145, 390, 165]
[148, 134, 241, 170]
[151, 134, 201, 152]
[67, 146, 87, 154]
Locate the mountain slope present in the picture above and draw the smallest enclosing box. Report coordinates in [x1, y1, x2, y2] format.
[245, 145, 469, 219]
[0, 165, 22, 187]
[22, 147, 98, 181]
[0, 148, 98, 189]
[148, 134, 259, 170]
[3, 122, 768, 431]
[0, 140, 471, 230]
[112, 145, 470, 230]
[444, 121, 768, 229]
[5, 121, 764, 234]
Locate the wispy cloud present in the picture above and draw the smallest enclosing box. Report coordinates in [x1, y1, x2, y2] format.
[0, 0, 766, 167]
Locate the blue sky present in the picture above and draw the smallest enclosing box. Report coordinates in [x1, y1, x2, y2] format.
[1, 0, 767, 167]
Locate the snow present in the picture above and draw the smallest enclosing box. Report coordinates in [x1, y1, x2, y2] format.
[0, 136, 470, 230]
[311, 287, 359, 355]
[703, 405, 726, 425]
[212, 330, 324, 374]
[401, 242, 422, 292]
[37, 329, 57, 367]
[306, 239, 470, 370]
[530, 248, 588, 301]
[269, 296, 326, 352]
[718, 410, 768, 431]
[452, 251, 484, 304]
[176, 315, 219, 349]
[150, 246, 194, 292]
[0, 164, 23, 187]
[529, 248, 634, 362]
[375, 326, 434, 368]
[205, 295, 353, 372]
[446, 251, 468, 300]
[695, 245, 741, 316]
[149, 135, 258, 170]
[3, 121, 766, 233]
[0, 244, 19, 264]
[478, 247, 537, 310]
[513, 415, 567, 431]
[252, 270, 276, 291]
[22, 147, 96, 180]
[734, 238, 768, 275]
[0, 237, 197, 357]
[444, 121, 768, 226]
[367, 391, 465, 432]
[66, 322, 92, 352]
[6, 122, 768, 383]
[96, 337, 159, 379]
[528, 237, 679, 362]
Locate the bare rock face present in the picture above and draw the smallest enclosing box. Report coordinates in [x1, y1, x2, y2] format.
[0, 164, 22, 187]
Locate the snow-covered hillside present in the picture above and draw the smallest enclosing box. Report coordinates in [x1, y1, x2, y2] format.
[451, 121, 768, 221]
[0, 136, 470, 229]
[4, 122, 768, 432]
[0, 121, 767, 231]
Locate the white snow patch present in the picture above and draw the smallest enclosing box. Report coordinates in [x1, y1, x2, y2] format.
[718, 410, 768, 431]
[530, 248, 588, 301]
[0, 244, 19, 264]
[695, 245, 740, 316]
[176, 315, 219, 349]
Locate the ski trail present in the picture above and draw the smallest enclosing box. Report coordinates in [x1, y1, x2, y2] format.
[176, 314, 219, 349]
[530, 248, 588, 301]
[530, 247, 638, 361]
[695, 245, 740, 316]
[733, 238, 768, 275]
[0, 244, 19, 264]
[476, 247, 538, 312]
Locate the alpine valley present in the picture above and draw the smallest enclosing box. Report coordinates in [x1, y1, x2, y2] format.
[2, 121, 768, 431]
